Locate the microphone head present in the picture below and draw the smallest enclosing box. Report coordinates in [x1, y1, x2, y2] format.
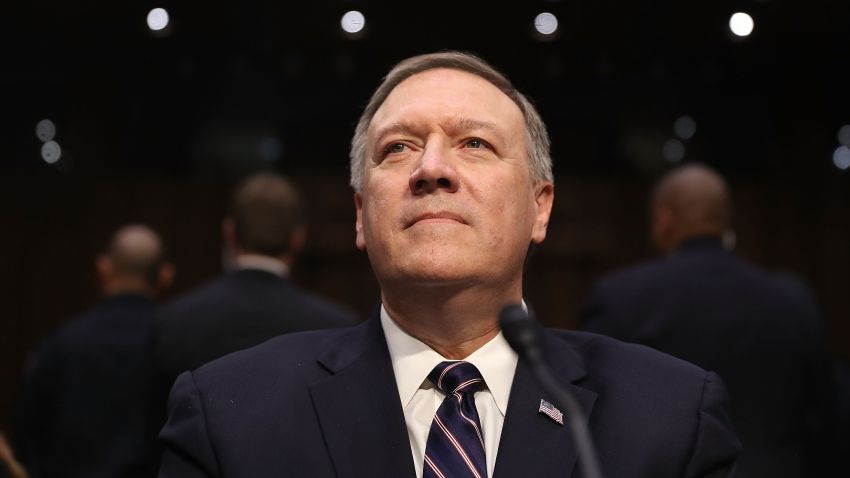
[498, 303, 542, 362]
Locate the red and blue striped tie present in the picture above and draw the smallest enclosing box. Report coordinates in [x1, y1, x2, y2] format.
[423, 361, 488, 478]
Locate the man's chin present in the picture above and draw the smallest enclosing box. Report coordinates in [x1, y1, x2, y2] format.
[381, 266, 480, 290]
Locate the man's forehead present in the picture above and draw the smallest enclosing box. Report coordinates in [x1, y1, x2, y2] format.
[367, 68, 524, 136]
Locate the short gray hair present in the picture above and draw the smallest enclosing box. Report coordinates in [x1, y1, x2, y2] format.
[349, 51, 553, 192]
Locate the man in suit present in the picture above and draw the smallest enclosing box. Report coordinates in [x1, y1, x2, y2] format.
[582, 164, 835, 477]
[18, 224, 175, 478]
[154, 172, 358, 386]
[159, 52, 740, 477]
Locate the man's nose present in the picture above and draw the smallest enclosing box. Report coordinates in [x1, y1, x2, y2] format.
[408, 141, 459, 195]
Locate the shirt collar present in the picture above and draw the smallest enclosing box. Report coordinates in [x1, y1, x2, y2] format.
[233, 254, 289, 277]
[381, 305, 519, 416]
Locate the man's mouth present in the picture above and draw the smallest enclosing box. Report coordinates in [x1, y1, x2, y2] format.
[404, 211, 467, 229]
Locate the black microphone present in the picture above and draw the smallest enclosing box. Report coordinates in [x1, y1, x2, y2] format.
[499, 304, 604, 478]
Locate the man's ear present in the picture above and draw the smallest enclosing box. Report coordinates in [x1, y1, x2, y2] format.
[221, 217, 237, 249]
[288, 225, 307, 257]
[354, 192, 367, 251]
[157, 262, 176, 293]
[531, 182, 555, 244]
[651, 206, 674, 254]
[95, 254, 112, 284]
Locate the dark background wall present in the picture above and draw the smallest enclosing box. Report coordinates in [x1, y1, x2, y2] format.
[2, 0, 849, 435]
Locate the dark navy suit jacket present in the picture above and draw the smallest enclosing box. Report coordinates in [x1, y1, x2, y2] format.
[18, 294, 161, 478]
[159, 308, 740, 477]
[583, 238, 834, 477]
[154, 268, 358, 386]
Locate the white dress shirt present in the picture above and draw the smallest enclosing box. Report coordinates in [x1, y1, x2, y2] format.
[381, 306, 519, 478]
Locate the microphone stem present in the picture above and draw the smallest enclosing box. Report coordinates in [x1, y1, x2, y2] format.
[528, 358, 604, 478]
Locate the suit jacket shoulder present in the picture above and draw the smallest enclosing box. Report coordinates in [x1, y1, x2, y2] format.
[550, 330, 740, 477]
[158, 270, 357, 328]
[155, 270, 358, 379]
[21, 294, 160, 478]
[581, 243, 827, 477]
[159, 319, 414, 478]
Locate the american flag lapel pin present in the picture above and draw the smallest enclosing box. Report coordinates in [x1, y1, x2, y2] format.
[538, 399, 565, 425]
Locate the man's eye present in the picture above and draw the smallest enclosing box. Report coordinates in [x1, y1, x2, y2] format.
[465, 139, 486, 149]
[386, 143, 406, 154]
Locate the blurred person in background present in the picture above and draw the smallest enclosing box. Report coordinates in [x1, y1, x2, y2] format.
[16, 224, 175, 478]
[582, 163, 836, 477]
[154, 172, 358, 389]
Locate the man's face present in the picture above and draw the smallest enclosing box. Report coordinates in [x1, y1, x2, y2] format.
[355, 68, 554, 290]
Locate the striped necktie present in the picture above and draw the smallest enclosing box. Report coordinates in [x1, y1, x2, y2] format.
[423, 361, 488, 478]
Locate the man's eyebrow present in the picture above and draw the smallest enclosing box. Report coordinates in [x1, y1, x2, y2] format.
[373, 122, 419, 143]
[372, 118, 500, 144]
[449, 117, 499, 133]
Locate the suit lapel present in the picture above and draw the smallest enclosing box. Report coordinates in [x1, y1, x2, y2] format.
[309, 312, 416, 478]
[493, 330, 598, 478]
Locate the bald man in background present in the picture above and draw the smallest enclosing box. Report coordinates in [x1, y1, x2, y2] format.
[582, 164, 835, 477]
[16, 225, 174, 478]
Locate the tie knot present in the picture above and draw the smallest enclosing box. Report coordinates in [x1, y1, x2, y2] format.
[428, 361, 485, 395]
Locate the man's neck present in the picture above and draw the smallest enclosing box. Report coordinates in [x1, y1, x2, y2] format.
[380, 283, 522, 360]
[232, 253, 289, 277]
[101, 277, 156, 298]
